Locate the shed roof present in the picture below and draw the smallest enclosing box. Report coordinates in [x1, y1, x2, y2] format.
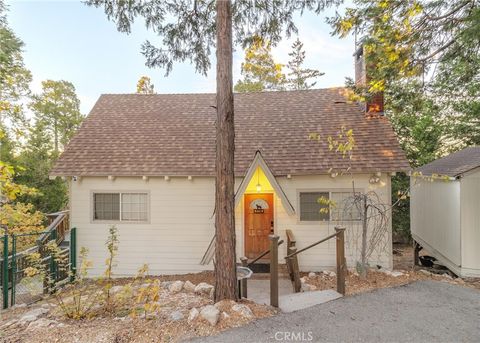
[51, 88, 410, 177]
[416, 147, 480, 177]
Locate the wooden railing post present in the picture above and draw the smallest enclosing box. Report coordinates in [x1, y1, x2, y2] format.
[289, 247, 302, 293]
[335, 227, 346, 295]
[240, 256, 248, 298]
[285, 230, 296, 282]
[269, 234, 279, 307]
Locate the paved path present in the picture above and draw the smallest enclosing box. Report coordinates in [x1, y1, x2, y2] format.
[192, 281, 480, 342]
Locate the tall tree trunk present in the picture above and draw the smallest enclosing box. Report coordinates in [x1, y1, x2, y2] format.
[214, 0, 237, 301]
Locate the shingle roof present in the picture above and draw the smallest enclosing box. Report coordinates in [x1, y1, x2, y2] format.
[51, 88, 410, 177]
[416, 147, 480, 178]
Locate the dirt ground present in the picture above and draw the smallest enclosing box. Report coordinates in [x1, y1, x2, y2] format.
[303, 243, 480, 295]
[0, 277, 275, 343]
[2, 244, 479, 343]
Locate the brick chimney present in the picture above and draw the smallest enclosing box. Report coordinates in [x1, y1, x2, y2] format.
[354, 44, 384, 114]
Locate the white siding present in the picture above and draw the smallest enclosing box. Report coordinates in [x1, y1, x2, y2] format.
[410, 177, 461, 266]
[70, 177, 215, 276]
[460, 169, 480, 275]
[275, 174, 392, 271]
[72, 173, 393, 276]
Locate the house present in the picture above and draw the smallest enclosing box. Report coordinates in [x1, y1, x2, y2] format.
[411, 147, 480, 277]
[51, 53, 409, 277]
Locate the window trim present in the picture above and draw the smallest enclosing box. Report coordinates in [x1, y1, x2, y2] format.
[91, 190, 150, 224]
[296, 188, 363, 224]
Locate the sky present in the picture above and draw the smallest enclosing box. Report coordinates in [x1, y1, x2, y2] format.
[6, 0, 356, 114]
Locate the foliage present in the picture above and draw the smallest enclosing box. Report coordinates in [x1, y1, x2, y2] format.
[15, 121, 68, 213]
[87, 0, 338, 302]
[0, 0, 32, 136]
[391, 173, 410, 242]
[329, 1, 478, 91]
[86, 0, 338, 76]
[329, 1, 480, 240]
[285, 38, 324, 90]
[22, 226, 166, 320]
[136, 76, 155, 94]
[30, 80, 84, 154]
[387, 81, 443, 168]
[234, 36, 285, 92]
[103, 225, 119, 312]
[329, 0, 480, 154]
[0, 161, 37, 203]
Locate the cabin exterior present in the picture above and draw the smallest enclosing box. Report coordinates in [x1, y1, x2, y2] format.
[52, 88, 409, 277]
[411, 147, 480, 277]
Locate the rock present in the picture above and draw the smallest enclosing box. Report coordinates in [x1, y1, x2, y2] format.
[390, 271, 404, 277]
[231, 304, 254, 319]
[442, 273, 453, 279]
[214, 299, 236, 310]
[183, 281, 196, 292]
[1, 319, 18, 330]
[419, 269, 433, 276]
[188, 308, 199, 323]
[382, 270, 404, 277]
[300, 277, 307, 284]
[209, 287, 215, 299]
[200, 305, 220, 326]
[170, 310, 184, 321]
[323, 270, 336, 277]
[161, 281, 173, 288]
[169, 280, 185, 293]
[19, 307, 49, 324]
[308, 272, 316, 278]
[195, 282, 214, 295]
[110, 285, 124, 293]
[27, 318, 58, 330]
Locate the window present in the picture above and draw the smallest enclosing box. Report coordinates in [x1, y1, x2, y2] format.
[330, 192, 362, 221]
[93, 192, 148, 222]
[94, 193, 120, 220]
[299, 191, 361, 222]
[299, 192, 330, 221]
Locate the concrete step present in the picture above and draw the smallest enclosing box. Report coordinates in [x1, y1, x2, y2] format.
[278, 290, 342, 313]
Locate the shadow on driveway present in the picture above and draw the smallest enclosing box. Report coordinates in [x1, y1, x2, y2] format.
[189, 281, 480, 342]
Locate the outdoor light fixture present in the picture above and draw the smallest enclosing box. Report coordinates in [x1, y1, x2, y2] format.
[256, 168, 262, 193]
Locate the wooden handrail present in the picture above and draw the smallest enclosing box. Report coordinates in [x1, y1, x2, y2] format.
[285, 232, 338, 259]
[247, 239, 284, 267]
[286, 229, 296, 245]
[37, 211, 69, 247]
[284, 227, 347, 295]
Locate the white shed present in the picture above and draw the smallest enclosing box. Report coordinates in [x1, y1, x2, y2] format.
[411, 147, 480, 277]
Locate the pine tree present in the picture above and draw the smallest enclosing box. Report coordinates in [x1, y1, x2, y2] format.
[86, 0, 337, 301]
[136, 76, 155, 94]
[30, 80, 84, 155]
[234, 36, 285, 92]
[286, 38, 323, 90]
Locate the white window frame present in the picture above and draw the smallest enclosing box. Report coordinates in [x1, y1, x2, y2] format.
[91, 191, 150, 224]
[297, 189, 363, 223]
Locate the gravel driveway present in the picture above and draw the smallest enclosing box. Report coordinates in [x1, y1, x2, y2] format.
[191, 281, 480, 342]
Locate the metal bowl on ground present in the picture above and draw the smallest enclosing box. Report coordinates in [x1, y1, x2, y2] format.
[237, 266, 253, 280]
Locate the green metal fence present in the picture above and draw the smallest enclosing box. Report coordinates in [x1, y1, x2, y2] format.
[0, 227, 77, 309]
